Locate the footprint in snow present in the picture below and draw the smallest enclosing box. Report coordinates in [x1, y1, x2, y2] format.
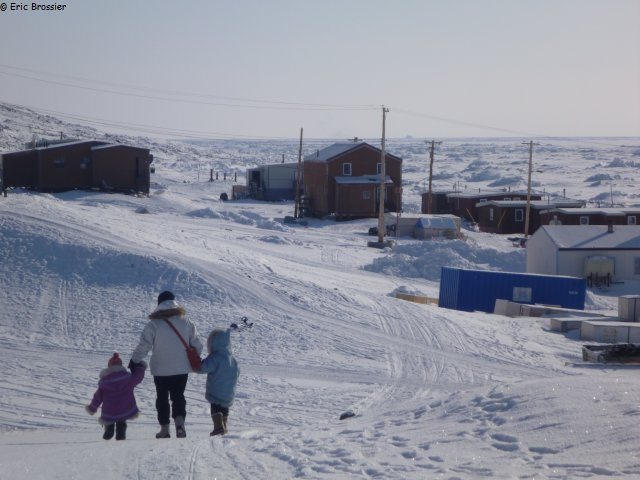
[529, 446, 560, 455]
[414, 406, 428, 419]
[491, 433, 518, 443]
[390, 435, 409, 448]
[492, 442, 519, 452]
[401, 450, 417, 459]
[490, 432, 520, 452]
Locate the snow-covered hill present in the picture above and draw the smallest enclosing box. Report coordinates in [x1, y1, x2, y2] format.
[1, 102, 640, 479]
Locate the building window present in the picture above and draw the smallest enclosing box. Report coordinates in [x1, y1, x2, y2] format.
[80, 156, 90, 169]
[53, 157, 65, 168]
[343, 163, 352, 176]
[489, 208, 494, 221]
[628, 216, 637, 225]
[513, 287, 532, 303]
[580, 216, 589, 225]
[504, 197, 511, 201]
[515, 209, 524, 222]
[480, 198, 487, 203]
[376, 163, 382, 175]
[363, 190, 371, 200]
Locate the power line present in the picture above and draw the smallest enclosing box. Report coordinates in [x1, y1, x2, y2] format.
[0, 68, 377, 112]
[0, 60, 637, 146]
[0, 104, 298, 140]
[392, 107, 639, 149]
[392, 107, 536, 137]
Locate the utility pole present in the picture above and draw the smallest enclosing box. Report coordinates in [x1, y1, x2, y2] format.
[522, 140, 539, 238]
[610, 183, 614, 207]
[377, 106, 389, 244]
[294, 127, 303, 218]
[426, 140, 442, 214]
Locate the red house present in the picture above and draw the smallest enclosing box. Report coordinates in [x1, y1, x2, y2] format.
[303, 142, 402, 219]
[423, 190, 541, 223]
[476, 199, 585, 234]
[1, 140, 153, 194]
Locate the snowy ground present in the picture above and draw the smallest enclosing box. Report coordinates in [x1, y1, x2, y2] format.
[1, 103, 640, 479]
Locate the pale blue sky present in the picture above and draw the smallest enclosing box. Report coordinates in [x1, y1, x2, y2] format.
[1, 0, 638, 139]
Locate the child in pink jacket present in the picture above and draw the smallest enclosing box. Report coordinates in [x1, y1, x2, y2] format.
[86, 352, 146, 440]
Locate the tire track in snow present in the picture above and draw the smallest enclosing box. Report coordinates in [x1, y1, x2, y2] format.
[187, 439, 204, 480]
[58, 280, 69, 338]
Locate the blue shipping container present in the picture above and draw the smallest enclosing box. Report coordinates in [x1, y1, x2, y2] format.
[438, 267, 586, 313]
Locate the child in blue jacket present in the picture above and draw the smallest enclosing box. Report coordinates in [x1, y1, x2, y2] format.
[197, 327, 240, 435]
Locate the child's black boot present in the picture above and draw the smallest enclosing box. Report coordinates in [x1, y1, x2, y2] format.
[103, 423, 115, 440]
[115, 421, 127, 440]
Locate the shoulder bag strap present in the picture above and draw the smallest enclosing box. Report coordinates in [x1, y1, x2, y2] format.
[163, 318, 189, 348]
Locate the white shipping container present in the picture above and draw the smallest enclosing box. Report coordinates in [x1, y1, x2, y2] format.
[629, 326, 640, 343]
[549, 317, 583, 332]
[581, 321, 640, 343]
[619, 295, 640, 322]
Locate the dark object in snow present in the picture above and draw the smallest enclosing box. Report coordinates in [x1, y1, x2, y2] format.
[220, 192, 229, 201]
[368, 225, 396, 236]
[507, 236, 527, 248]
[367, 240, 394, 249]
[582, 344, 640, 364]
[339, 411, 356, 420]
[230, 316, 254, 331]
[284, 216, 309, 227]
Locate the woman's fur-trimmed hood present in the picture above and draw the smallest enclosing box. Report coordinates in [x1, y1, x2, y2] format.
[148, 299, 186, 320]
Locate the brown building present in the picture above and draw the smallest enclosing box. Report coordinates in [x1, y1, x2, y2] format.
[424, 190, 541, 223]
[476, 199, 585, 235]
[303, 142, 402, 218]
[539, 207, 640, 227]
[2, 140, 153, 194]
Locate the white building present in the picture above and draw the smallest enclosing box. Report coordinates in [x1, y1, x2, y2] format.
[526, 225, 640, 282]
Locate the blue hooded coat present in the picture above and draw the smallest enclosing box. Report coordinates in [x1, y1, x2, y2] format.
[198, 328, 239, 408]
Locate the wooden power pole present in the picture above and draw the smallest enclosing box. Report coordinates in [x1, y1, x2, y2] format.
[522, 140, 539, 238]
[294, 128, 303, 218]
[426, 140, 442, 214]
[377, 106, 389, 243]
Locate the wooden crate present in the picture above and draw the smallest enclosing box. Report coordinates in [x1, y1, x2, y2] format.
[395, 292, 438, 305]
